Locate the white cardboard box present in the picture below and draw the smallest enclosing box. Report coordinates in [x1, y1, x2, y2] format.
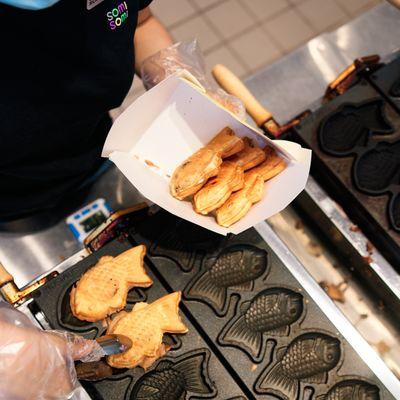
[102, 71, 311, 235]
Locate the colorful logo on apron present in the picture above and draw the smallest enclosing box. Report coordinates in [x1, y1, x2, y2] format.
[106, 1, 128, 30]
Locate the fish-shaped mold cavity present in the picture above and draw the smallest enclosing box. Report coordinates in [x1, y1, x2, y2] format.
[389, 193, 400, 232]
[318, 100, 394, 157]
[129, 349, 216, 400]
[255, 332, 341, 400]
[353, 141, 400, 194]
[150, 219, 224, 272]
[184, 244, 269, 316]
[316, 379, 380, 400]
[219, 288, 304, 362]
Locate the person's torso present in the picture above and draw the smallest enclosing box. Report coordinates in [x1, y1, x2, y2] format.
[0, 0, 147, 216]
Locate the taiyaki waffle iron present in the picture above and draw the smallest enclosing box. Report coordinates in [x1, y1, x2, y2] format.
[369, 57, 400, 113]
[289, 78, 400, 269]
[130, 210, 395, 400]
[30, 237, 248, 400]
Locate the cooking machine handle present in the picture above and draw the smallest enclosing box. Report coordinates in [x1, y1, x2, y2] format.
[0, 262, 13, 287]
[212, 64, 273, 127]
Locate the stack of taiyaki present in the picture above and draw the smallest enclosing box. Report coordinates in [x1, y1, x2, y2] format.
[70, 246, 188, 369]
[170, 127, 286, 227]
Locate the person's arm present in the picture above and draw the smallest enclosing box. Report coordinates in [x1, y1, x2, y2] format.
[387, 0, 400, 8]
[134, 6, 173, 77]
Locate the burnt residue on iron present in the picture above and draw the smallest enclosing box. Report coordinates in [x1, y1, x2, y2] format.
[184, 244, 269, 316]
[389, 194, 400, 232]
[219, 288, 304, 362]
[129, 350, 216, 400]
[316, 378, 380, 400]
[318, 99, 393, 157]
[353, 141, 400, 194]
[255, 332, 341, 400]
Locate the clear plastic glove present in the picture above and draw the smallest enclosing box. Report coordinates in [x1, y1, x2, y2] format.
[0, 301, 101, 400]
[141, 40, 246, 120]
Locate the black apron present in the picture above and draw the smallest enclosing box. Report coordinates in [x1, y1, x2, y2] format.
[0, 0, 151, 219]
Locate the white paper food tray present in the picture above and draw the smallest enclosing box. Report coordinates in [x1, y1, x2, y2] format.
[102, 71, 311, 235]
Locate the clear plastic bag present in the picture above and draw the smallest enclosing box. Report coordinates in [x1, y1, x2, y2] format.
[0, 301, 102, 400]
[141, 40, 246, 120]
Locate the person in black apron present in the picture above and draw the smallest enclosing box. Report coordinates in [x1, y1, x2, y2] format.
[0, 0, 172, 226]
[0, 2, 172, 398]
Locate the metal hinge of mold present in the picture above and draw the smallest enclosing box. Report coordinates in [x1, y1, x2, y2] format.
[324, 55, 381, 101]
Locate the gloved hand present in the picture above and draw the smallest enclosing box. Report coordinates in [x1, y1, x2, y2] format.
[0, 301, 100, 400]
[141, 40, 246, 120]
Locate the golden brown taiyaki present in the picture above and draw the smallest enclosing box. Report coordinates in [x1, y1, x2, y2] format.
[106, 292, 188, 369]
[228, 137, 266, 170]
[170, 127, 244, 200]
[216, 171, 264, 227]
[193, 161, 244, 215]
[215, 146, 286, 227]
[251, 146, 286, 181]
[70, 245, 152, 322]
[206, 127, 244, 158]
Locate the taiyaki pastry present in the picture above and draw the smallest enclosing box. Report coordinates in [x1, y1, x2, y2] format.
[216, 171, 264, 227]
[170, 127, 244, 200]
[228, 137, 266, 170]
[193, 161, 244, 215]
[206, 126, 244, 158]
[106, 292, 188, 369]
[170, 148, 222, 200]
[70, 245, 152, 322]
[250, 146, 286, 182]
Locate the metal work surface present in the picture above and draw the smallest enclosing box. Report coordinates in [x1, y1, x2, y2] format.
[0, 166, 146, 288]
[245, 2, 400, 124]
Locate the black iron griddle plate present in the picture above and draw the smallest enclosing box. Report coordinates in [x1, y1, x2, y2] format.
[32, 237, 247, 400]
[130, 211, 394, 400]
[370, 57, 400, 113]
[291, 81, 400, 268]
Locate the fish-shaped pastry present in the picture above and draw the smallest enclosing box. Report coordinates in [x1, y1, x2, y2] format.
[316, 379, 380, 400]
[193, 161, 245, 215]
[219, 288, 303, 360]
[107, 292, 188, 369]
[206, 126, 245, 158]
[193, 138, 267, 215]
[228, 137, 267, 170]
[170, 127, 244, 200]
[185, 244, 268, 316]
[251, 146, 287, 181]
[216, 170, 264, 227]
[216, 146, 286, 227]
[130, 351, 215, 400]
[256, 332, 341, 400]
[70, 245, 152, 322]
[318, 100, 393, 156]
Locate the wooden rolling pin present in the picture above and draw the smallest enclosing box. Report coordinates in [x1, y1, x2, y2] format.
[212, 64, 281, 137]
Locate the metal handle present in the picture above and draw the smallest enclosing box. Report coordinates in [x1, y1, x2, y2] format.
[212, 64, 273, 127]
[0, 262, 13, 287]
